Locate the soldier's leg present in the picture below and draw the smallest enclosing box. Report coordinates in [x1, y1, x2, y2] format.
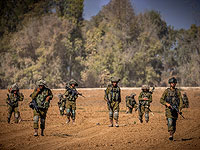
[7, 106, 13, 123]
[40, 110, 47, 136]
[66, 102, 72, 123]
[113, 102, 119, 127]
[14, 107, 20, 123]
[114, 110, 119, 127]
[138, 106, 144, 123]
[144, 107, 149, 123]
[33, 110, 39, 136]
[109, 109, 113, 127]
[167, 118, 174, 140]
[71, 102, 76, 124]
[129, 107, 133, 114]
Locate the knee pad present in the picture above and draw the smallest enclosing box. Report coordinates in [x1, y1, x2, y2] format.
[33, 116, 39, 123]
[114, 111, 119, 120]
[72, 110, 76, 119]
[15, 112, 19, 118]
[109, 111, 113, 118]
[145, 113, 149, 120]
[167, 118, 173, 127]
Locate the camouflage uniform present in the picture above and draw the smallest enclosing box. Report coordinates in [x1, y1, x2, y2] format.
[104, 77, 121, 127]
[125, 93, 137, 114]
[182, 92, 189, 108]
[138, 85, 152, 123]
[30, 79, 53, 136]
[6, 83, 24, 123]
[160, 77, 183, 140]
[65, 79, 79, 124]
[57, 94, 66, 116]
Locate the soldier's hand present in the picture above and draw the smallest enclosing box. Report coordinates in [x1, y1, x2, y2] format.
[166, 103, 171, 107]
[36, 88, 40, 93]
[143, 97, 148, 100]
[45, 96, 50, 102]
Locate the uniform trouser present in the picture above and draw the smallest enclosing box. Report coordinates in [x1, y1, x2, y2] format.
[167, 118, 177, 133]
[138, 105, 149, 121]
[59, 102, 66, 115]
[66, 101, 76, 120]
[108, 101, 119, 121]
[165, 108, 178, 133]
[33, 109, 47, 129]
[8, 106, 20, 123]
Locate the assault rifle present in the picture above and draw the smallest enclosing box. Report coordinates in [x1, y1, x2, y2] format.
[66, 86, 85, 98]
[135, 101, 154, 116]
[29, 94, 39, 112]
[166, 97, 185, 119]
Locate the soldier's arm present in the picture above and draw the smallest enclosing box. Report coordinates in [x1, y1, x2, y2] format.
[138, 92, 143, 101]
[149, 94, 152, 103]
[178, 90, 183, 111]
[104, 87, 109, 101]
[160, 89, 168, 106]
[45, 89, 53, 102]
[31, 89, 40, 99]
[118, 88, 121, 103]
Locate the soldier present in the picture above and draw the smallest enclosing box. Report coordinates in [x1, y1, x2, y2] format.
[138, 85, 152, 123]
[6, 83, 24, 123]
[65, 79, 82, 124]
[104, 77, 121, 127]
[30, 79, 53, 136]
[182, 92, 189, 108]
[160, 77, 183, 140]
[125, 93, 137, 114]
[57, 93, 66, 116]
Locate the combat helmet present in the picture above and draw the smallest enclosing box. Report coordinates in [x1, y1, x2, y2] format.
[11, 83, 19, 91]
[141, 85, 150, 90]
[36, 79, 47, 87]
[111, 77, 120, 83]
[168, 77, 177, 84]
[69, 79, 78, 86]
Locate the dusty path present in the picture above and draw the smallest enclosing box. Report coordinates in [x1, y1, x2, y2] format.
[0, 88, 200, 150]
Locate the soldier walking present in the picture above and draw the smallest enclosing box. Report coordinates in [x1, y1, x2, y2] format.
[125, 93, 137, 114]
[160, 77, 183, 140]
[65, 79, 83, 124]
[104, 77, 121, 127]
[30, 79, 53, 136]
[138, 85, 152, 123]
[182, 92, 189, 108]
[6, 83, 24, 123]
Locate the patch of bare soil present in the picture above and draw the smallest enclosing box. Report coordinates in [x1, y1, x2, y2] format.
[0, 88, 200, 150]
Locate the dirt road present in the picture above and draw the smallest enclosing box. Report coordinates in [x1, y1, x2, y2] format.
[0, 88, 200, 150]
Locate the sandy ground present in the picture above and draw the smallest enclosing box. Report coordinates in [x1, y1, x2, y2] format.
[0, 88, 200, 150]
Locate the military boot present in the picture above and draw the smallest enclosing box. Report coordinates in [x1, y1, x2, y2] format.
[34, 129, 38, 136]
[115, 120, 119, 127]
[41, 129, 44, 136]
[72, 119, 76, 125]
[66, 117, 70, 124]
[109, 119, 113, 127]
[169, 131, 174, 141]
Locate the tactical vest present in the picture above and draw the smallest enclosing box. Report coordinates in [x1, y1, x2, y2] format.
[8, 93, 20, 107]
[140, 92, 152, 101]
[66, 87, 78, 101]
[165, 88, 180, 106]
[36, 89, 50, 108]
[107, 86, 120, 102]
